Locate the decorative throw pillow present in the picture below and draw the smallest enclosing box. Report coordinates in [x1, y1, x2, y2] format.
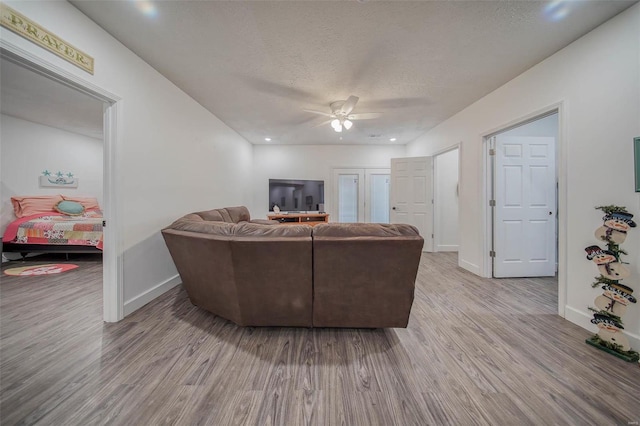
[54, 200, 85, 216]
[61, 195, 100, 210]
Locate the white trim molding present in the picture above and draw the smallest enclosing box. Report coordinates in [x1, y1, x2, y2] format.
[123, 274, 182, 317]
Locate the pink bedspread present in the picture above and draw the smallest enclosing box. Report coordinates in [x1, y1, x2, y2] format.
[2, 210, 103, 249]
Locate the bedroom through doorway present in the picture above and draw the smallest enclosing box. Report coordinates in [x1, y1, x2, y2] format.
[0, 55, 106, 316]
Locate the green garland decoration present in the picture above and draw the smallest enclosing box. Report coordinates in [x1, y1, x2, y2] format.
[595, 205, 628, 215]
[591, 275, 620, 288]
[587, 307, 622, 324]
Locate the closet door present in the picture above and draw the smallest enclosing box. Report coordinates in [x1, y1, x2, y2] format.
[365, 170, 390, 223]
[333, 169, 365, 223]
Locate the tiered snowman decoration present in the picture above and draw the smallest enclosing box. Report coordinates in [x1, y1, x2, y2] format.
[585, 206, 638, 359]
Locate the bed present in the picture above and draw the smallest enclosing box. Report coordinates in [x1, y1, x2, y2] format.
[2, 195, 103, 257]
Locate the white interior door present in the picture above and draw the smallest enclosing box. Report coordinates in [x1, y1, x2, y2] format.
[493, 136, 556, 277]
[333, 169, 365, 222]
[365, 169, 390, 223]
[333, 168, 390, 223]
[390, 157, 433, 251]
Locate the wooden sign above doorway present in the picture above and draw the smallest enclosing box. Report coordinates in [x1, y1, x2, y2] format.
[0, 3, 94, 74]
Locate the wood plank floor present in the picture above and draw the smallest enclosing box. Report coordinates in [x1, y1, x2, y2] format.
[1, 252, 639, 425]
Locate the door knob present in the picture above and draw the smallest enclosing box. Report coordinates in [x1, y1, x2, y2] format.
[392, 207, 397, 210]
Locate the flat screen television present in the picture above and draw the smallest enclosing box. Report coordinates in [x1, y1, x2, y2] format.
[269, 179, 325, 212]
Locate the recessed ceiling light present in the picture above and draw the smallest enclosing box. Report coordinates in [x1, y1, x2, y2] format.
[264, 137, 271, 142]
[389, 138, 397, 142]
[133, 0, 158, 17]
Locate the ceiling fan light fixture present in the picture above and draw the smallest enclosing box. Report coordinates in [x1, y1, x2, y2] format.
[343, 119, 353, 130]
[331, 119, 342, 131]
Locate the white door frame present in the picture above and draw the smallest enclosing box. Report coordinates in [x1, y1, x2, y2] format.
[482, 103, 566, 317]
[1, 40, 124, 322]
[432, 144, 460, 252]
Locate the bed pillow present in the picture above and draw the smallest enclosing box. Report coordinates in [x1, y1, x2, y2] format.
[61, 195, 100, 210]
[11, 195, 64, 218]
[54, 200, 85, 216]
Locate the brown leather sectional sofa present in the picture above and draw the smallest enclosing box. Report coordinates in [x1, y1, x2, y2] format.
[162, 206, 423, 328]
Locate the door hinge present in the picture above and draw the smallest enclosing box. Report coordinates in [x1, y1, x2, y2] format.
[489, 199, 496, 207]
[431, 233, 434, 238]
[489, 148, 496, 156]
[490, 250, 496, 257]
[102, 220, 106, 227]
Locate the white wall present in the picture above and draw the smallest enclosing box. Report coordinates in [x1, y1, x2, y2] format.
[434, 148, 459, 251]
[407, 5, 640, 348]
[0, 114, 103, 233]
[252, 145, 405, 220]
[0, 1, 254, 316]
[499, 113, 558, 139]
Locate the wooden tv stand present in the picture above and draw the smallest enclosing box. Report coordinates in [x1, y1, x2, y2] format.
[267, 213, 329, 226]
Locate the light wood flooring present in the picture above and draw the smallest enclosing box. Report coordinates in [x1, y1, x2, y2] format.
[1, 252, 639, 425]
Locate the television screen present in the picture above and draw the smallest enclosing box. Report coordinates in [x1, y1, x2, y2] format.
[269, 179, 325, 212]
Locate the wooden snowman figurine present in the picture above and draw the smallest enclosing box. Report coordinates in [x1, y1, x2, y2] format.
[590, 313, 630, 352]
[585, 245, 630, 281]
[585, 206, 638, 361]
[595, 211, 636, 244]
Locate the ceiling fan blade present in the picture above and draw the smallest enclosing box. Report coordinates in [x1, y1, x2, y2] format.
[303, 109, 334, 118]
[349, 112, 382, 120]
[313, 119, 333, 128]
[340, 95, 359, 115]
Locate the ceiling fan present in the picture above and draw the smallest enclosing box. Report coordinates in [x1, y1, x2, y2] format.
[303, 95, 381, 132]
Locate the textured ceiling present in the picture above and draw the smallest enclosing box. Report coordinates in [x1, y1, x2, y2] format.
[0, 57, 104, 140]
[70, 0, 636, 145]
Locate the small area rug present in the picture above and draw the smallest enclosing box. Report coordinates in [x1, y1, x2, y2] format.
[3, 264, 79, 276]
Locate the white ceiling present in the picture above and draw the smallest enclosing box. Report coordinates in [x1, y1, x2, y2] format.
[0, 57, 104, 140]
[69, 1, 635, 145]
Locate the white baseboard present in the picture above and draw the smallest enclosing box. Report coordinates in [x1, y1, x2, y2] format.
[123, 274, 182, 317]
[565, 305, 640, 353]
[459, 258, 480, 275]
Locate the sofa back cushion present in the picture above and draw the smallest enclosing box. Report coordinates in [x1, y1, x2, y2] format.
[165, 219, 311, 238]
[312, 222, 423, 328]
[312, 222, 420, 238]
[162, 211, 313, 327]
[225, 206, 251, 223]
[194, 209, 226, 222]
[167, 218, 236, 236]
[191, 206, 251, 223]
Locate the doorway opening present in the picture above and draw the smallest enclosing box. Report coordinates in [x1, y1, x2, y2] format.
[486, 111, 559, 279]
[433, 147, 460, 252]
[0, 43, 122, 321]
